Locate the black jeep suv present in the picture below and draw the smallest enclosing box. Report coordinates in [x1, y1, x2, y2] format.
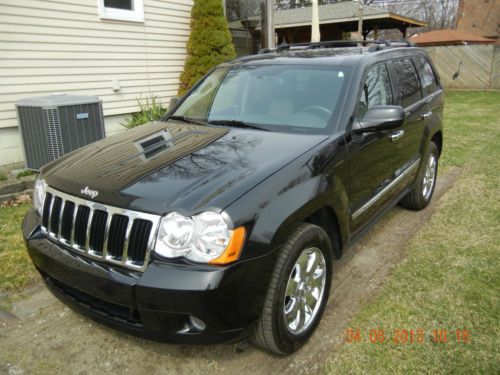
[23, 41, 443, 355]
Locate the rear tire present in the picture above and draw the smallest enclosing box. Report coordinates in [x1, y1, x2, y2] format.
[400, 141, 439, 210]
[251, 223, 333, 355]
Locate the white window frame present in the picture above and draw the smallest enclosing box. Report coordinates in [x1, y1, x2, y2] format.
[98, 0, 144, 23]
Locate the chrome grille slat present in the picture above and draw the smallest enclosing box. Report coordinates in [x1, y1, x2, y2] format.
[41, 193, 52, 229]
[127, 220, 153, 265]
[40, 187, 160, 272]
[57, 200, 65, 238]
[93, 210, 108, 254]
[47, 196, 56, 234]
[102, 214, 113, 258]
[122, 219, 134, 265]
[84, 208, 95, 252]
[70, 203, 78, 246]
[50, 197, 63, 236]
[74, 205, 90, 248]
[60, 201, 75, 242]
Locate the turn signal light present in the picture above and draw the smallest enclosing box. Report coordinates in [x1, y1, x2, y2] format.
[209, 226, 246, 265]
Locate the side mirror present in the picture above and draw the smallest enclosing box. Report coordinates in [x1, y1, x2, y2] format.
[169, 96, 181, 109]
[354, 105, 405, 133]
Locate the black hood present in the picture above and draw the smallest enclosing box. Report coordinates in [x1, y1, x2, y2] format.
[43, 121, 328, 215]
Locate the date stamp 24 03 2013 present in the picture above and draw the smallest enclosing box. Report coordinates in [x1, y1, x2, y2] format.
[345, 328, 471, 345]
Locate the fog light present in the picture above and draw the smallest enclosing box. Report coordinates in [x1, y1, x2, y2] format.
[189, 316, 206, 331]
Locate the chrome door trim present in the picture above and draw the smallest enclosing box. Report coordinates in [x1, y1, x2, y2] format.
[420, 111, 433, 120]
[352, 157, 420, 221]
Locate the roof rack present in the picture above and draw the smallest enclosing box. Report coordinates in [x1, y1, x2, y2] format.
[258, 39, 415, 54]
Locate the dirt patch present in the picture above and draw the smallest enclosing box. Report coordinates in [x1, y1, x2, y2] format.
[0, 169, 461, 375]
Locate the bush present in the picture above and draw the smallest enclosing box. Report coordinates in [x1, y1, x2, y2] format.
[178, 0, 236, 96]
[122, 96, 168, 129]
[16, 170, 35, 178]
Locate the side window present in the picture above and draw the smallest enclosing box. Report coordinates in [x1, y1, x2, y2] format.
[392, 59, 422, 108]
[415, 56, 438, 97]
[357, 63, 393, 118]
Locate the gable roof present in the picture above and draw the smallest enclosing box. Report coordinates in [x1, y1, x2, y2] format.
[229, 2, 427, 30]
[410, 29, 496, 46]
[274, 2, 426, 28]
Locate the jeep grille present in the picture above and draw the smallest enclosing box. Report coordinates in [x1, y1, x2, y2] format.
[40, 187, 160, 272]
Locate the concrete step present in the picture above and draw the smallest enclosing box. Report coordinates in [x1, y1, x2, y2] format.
[19, 175, 36, 190]
[0, 179, 26, 195]
[0, 190, 32, 203]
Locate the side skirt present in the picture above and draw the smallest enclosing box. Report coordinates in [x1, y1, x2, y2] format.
[347, 186, 412, 248]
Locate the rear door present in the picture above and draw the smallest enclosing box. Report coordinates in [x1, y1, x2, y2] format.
[414, 54, 444, 144]
[389, 58, 426, 173]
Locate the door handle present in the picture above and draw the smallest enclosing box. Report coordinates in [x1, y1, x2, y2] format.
[420, 111, 432, 120]
[389, 130, 405, 142]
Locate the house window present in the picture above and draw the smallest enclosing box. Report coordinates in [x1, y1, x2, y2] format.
[98, 0, 144, 22]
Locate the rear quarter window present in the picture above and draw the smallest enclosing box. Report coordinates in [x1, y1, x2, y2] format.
[415, 56, 439, 97]
[392, 59, 422, 108]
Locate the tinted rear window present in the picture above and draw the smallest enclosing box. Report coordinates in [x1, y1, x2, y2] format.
[392, 59, 422, 107]
[415, 56, 438, 96]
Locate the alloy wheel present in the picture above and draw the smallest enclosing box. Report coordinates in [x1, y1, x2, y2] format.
[283, 247, 327, 334]
[422, 153, 437, 200]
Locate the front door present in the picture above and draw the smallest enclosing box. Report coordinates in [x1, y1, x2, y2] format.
[347, 62, 406, 233]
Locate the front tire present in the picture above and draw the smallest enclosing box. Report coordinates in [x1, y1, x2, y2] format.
[400, 141, 439, 210]
[252, 223, 333, 355]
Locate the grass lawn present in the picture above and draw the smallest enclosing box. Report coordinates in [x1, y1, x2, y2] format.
[0, 202, 36, 298]
[325, 90, 500, 373]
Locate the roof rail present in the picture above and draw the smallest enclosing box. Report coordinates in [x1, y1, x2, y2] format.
[258, 39, 415, 54]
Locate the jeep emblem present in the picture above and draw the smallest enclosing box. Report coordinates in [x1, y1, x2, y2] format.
[81, 186, 99, 199]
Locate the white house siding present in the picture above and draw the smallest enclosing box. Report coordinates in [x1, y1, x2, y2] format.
[0, 0, 193, 168]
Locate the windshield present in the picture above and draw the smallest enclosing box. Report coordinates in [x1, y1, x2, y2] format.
[171, 65, 351, 133]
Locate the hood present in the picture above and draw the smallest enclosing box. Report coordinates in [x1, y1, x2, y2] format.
[43, 121, 328, 215]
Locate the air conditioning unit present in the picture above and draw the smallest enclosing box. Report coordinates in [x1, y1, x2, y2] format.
[16, 94, 106, 170]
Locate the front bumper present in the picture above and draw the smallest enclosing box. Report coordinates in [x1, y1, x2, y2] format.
[23, 209, 275, 344]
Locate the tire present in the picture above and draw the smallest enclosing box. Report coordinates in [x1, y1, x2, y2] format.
[251, 223, 333, 355]
[400, 141, 439, 210]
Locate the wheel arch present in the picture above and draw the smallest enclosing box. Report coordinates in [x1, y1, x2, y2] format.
[271, 202, 345, 260]
[431, 130, 443, 158]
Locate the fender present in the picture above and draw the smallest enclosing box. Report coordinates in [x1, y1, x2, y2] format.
[224, 134, 350, 260]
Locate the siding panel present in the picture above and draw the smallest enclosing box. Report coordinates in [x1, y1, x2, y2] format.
[0, 0, 192, 138]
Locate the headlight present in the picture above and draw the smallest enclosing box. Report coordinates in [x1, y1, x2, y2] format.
[155, 211, 246, 265]
[33, 176, 47, 215]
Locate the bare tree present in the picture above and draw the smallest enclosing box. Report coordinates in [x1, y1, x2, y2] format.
[373, 0, 460, 31]
[226, 0, 261, 21]
[275, 0, 339, 10]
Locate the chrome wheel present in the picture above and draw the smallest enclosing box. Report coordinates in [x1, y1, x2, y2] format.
[422, 153, 437, 200]
[283, 247, 327, 335]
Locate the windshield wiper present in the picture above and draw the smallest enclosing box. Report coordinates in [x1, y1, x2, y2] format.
[208, 120, 270, 131]
[168, 115, 207, 126]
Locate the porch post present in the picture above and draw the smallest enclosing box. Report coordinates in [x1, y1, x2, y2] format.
[265, 0, 275, 48]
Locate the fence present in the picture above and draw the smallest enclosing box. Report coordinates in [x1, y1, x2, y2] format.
[423, 45, 500, 90]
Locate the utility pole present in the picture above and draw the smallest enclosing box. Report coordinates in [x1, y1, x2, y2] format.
[357, 0, 364, 41]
